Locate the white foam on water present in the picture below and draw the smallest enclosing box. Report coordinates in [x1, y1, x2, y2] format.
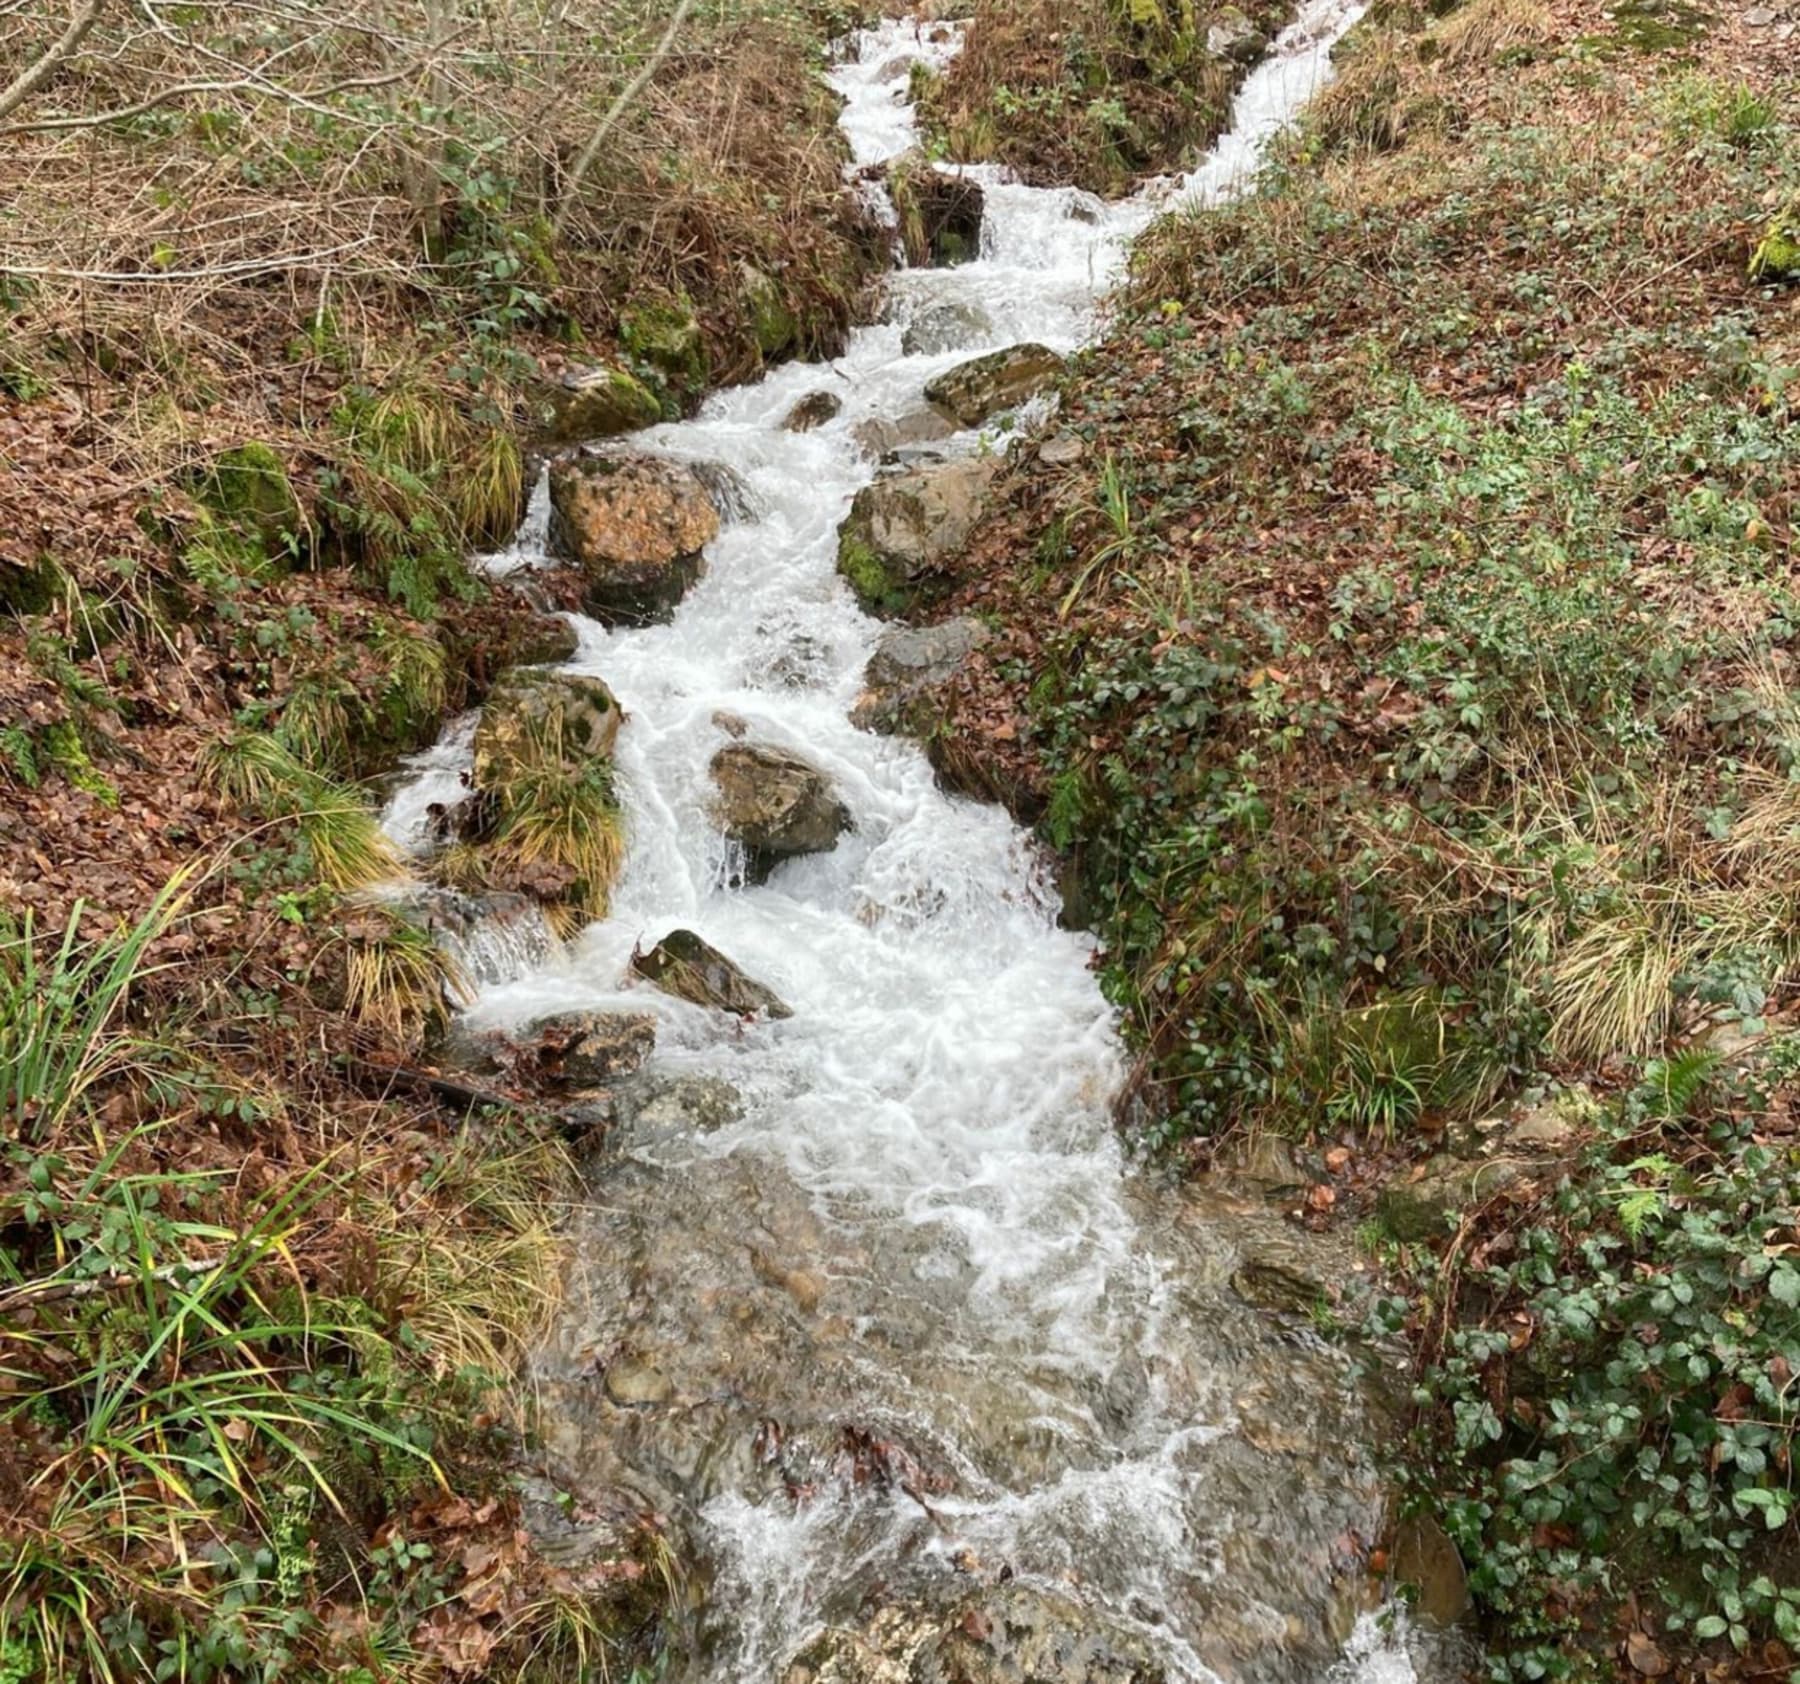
[380, 712, 477, 853]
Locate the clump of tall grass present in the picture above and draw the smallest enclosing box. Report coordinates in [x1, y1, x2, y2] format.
[203, 732, 402, 893]
[480, 711, 626, 922]
[360, 1132, 569, 1398]
[0, 892, 600, 1680]
[326, 376, 522, 616]
[336, 906, 468, 1048]
[0, 874, 188, 1142]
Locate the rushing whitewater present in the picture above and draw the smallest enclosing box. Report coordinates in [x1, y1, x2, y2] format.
[384, 4, 1449, 1680]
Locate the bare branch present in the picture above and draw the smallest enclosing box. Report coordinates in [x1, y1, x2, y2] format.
[0, 0, 106, 123]
[551, 0, 693, 238]
[0, 59, 437, 135]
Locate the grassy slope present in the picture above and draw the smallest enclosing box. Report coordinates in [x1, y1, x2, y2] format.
[921, 0, 1800, 1670]
[0, 4, 887, 1679]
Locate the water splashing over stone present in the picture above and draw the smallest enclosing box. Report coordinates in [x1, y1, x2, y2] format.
[386, 5, 1452, 1679]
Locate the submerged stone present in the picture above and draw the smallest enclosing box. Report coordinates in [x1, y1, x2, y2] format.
[902, 300, 994, 357]
[784, 390, 845, 431]
[1207, 5, 1269, 62]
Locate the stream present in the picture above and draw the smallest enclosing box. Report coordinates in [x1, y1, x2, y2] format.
[383, 5, 1453, 1679]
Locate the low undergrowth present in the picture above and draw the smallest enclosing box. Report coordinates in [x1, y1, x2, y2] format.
[0, 887, 664, 1682]
[956, 0, 1800, 1148]
[1380, 1048, 1800, 1680]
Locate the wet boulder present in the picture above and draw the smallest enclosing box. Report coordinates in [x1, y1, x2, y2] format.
[851, 407, 958, 463]
[1207, 5, 1269, 63]
[784, 390, 844, 432]
[616, 1073, 744, 1140]
[630, 929, 792, 1020]
[523, 1009, 658, 1088]
[924, 343, 1066, 428]
[538, 362, 663, 443]
[547, 449, 719, 625]
[902, 300, 994, 357]
[471, 668, 622, 793]
[850, 617, 989, 738]
[836, 456, 998, 616]
[562, 1072, 748, 1152]
[710, 742, 851, 880]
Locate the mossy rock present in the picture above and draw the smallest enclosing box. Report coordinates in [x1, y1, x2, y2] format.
[621, 298, 710, 406]
[190, 442, 303, 558]
[472, 668, 623, 793]
[543, 363, 663, 443]
[835, 457, 997, 617]
[740, 263, 799, 361]
[838, 529, 917, 617]
[1604, 0, 1712, 51]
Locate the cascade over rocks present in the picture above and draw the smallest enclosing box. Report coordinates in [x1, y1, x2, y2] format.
[836, 456, 998, 615]
[630, 929, 793, 1020]
[924, 343, 1066, 427]
[851, 617, 990, 738]
[389, 885, 554, 987]
[547, 450, 719, 625]
[710, 742, 852, 879]
[471, 668, 623, 792]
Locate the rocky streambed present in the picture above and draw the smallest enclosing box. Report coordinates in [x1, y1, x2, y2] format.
[379, 6, 1462, 1681]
